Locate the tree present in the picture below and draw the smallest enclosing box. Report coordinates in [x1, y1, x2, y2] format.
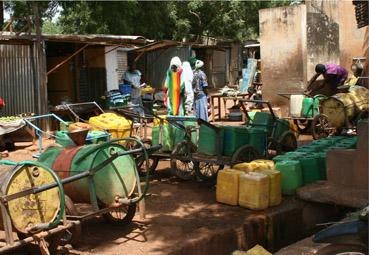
[3, 0, 58, 32]
[168, 0, 292, 41]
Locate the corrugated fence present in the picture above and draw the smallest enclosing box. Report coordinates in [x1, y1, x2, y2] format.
[143, 46, 190, 88]
[0, 42, 43, 116]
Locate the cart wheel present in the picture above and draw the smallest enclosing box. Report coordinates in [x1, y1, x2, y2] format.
[312, 114, 334, 140]
[103, 202, 137, 226]
[194, 162, 224, 182]
[294, 119, 312, 133]
[278, 131, 297, 154]
[231, 145, 261, 165]
[170, 141, 196, 180]
[135, 139, 159, 177]
[64, 196, 82, 245]
[267, 138, 281, 158]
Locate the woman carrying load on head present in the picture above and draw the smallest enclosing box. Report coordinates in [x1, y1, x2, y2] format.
[164, 57, 186, 116]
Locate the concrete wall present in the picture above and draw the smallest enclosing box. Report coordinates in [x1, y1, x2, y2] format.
[338, 1, 366, 71]
[259, 5, 307, 115]
[306, 0, 340, 79]
[259, 1, 365, 115]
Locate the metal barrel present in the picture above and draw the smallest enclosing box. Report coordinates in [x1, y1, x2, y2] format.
[0, 164, 62, 233]
[38, 143, 137, 206]
[321, 86, 369, 128]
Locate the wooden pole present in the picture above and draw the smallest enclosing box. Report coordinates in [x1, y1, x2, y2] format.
[47, 44, 89, 75]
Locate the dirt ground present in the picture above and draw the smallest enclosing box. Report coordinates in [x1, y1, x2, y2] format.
[4, 143, 255, 255]
[0, 101, 313, 254]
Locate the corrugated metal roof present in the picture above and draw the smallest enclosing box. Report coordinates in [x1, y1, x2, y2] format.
[0, 32, 150, 47]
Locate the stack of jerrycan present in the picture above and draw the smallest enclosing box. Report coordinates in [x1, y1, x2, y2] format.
[89, 112, 131, 140]
[198, 124, 267, 156]
[216, 160, 281, 210]
[273, 136, 358, 194]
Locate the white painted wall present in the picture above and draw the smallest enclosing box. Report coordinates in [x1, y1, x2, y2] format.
[105, 47, 128, 91]
[105, 46, 119, 91]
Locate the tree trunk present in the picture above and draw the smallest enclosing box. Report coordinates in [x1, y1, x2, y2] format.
[0, 1, 4, 29]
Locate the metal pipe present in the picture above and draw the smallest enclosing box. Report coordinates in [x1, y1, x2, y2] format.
[0, 221, 78, 254]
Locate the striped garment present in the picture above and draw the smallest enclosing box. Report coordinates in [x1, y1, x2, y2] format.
[164, 68, 185, 116]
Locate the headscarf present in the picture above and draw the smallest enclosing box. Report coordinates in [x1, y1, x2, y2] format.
[170, 56, 182, 70]
[195, 60, 204, 70]
[182, 61, 193, 82]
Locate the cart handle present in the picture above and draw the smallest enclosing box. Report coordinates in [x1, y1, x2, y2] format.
[65, 101, 105, 122]
[238, 99, 277, 121]
[197, 118, 222, 132]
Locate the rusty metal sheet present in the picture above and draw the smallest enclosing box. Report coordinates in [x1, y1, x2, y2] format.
[0, 43, 39, 116]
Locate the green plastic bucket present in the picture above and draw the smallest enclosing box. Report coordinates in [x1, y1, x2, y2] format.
[222, 126, 250, 156]
[275, 160, 303, 195]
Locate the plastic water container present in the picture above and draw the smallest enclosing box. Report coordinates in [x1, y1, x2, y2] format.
[239, 172, 269, 210]
[248, 127, 267, 155]
[290, 95, 304, 117]
[89, 113, 131, 140]
[216, 169, 244, 205]
[198, 124, 224, 155]
[315, 152, 327, 180]
[222, 126, 249, 156]
[299, 155, 321, 184]
[251, 159, 275, 170]
[152, 124, 173, 152]
[255, 169, 282, 207]
[275, 160, 303, 195]
[302, 98, 319, 118]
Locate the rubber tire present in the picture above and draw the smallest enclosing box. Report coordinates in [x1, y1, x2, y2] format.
[103, 203, 137, 226]
[170, 141, 195, 181]
[278, 131, 297, 154]
[194, 162, 224, 182]
[134, 139, 159, 177]
[312, 114, 333, 140]
[231, 145, 261, 165]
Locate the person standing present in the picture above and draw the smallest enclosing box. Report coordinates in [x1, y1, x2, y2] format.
[182, 61, 194, 115]
[192, 59, 209, 121]
[164, 56, 185, 116]
[123, 62, 145, 117]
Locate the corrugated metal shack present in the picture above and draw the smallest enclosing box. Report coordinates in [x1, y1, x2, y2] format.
[133, 40, 242, 89]
[0, 33, 147, 116]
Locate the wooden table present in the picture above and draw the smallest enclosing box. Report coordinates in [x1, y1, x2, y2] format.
[210, 93, 249, 122]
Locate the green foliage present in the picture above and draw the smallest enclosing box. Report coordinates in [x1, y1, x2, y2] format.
[42, 19, 62, 34]
[4, 0, 292, 40]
